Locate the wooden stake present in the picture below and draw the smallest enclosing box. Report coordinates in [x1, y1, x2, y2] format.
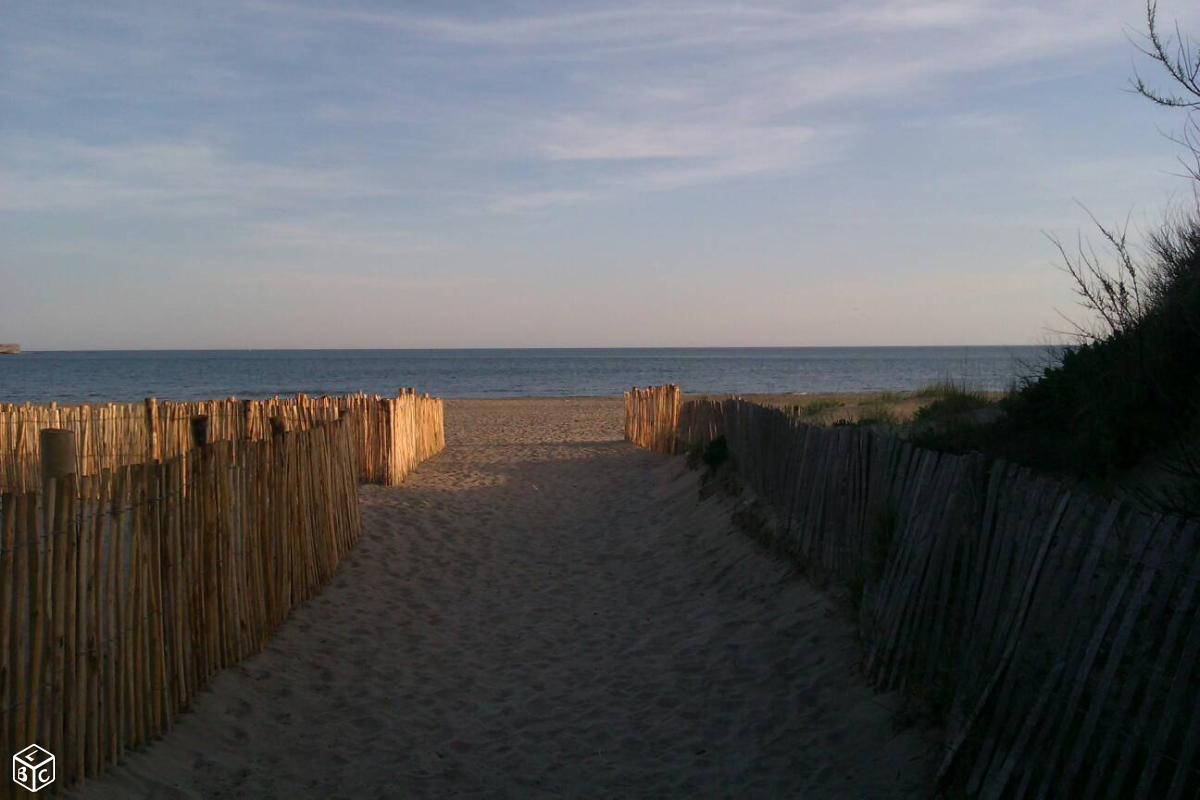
[40, 428, 77, 489]
[145, 398, 159, 463]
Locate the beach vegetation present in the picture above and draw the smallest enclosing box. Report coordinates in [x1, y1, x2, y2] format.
[912, 380, 993, 424]
[832, 409, 902, 427]
[870, 391, 907, 404]
[792, 399, 843, 418]
[702, 435, 730, 471]
[776, 389, 1004, 429]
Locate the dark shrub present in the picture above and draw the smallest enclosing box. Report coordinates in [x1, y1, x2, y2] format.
[702, 436, 729, 470]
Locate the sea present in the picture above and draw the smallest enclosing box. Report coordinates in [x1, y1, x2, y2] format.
[0, 347, 1062, 405]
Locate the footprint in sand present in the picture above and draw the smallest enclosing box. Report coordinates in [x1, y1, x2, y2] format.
[351, 715, 383, 733]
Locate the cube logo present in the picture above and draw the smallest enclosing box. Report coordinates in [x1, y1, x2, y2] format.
[12, 745, 54, 793]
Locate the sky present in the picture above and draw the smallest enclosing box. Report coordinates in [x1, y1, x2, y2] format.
[3, 0, 1200, 350]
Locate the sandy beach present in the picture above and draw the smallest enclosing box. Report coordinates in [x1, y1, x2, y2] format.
[70, 398, 938, 799]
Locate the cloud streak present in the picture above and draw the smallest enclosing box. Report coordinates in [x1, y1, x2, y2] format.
[0, 137, 399, 215]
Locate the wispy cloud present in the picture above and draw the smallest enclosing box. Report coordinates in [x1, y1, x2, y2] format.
[0, 137, 396, 215]
[488, 190, 593, 214]
[540, 120, 816, 163]
[316, 0, 1126, 207]
[255, 2, 994, 51]
[247, 217, 449, 257]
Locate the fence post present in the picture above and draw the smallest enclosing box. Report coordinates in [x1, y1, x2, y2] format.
[190, 415, 209, 449]
[241, 400, 253, 440]
[269, 416, 285, 438]
[40, 428, 77, 487]
[33, 427, 75, 778]
[384, 398, 396, 485]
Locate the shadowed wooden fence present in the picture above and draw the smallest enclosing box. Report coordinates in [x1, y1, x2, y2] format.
[629, 386, 1199, 800]
[0, 391, 445, 492]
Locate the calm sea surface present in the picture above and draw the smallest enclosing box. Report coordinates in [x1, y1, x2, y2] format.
[0, 348, 1060, 404]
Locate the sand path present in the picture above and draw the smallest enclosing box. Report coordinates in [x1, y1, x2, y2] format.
[72, 399, 936, 799]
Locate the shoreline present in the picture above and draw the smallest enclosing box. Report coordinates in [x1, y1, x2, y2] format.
[0, 394, 935, 403]
[0, 347, 1049, 405]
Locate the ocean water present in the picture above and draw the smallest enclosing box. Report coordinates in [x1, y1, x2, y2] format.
[0, 347, 1061, 404]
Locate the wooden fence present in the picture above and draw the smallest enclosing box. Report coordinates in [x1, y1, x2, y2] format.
[623, 385, 681, 454]
[0, 420, 362, 797]
[0, 391, 445, 492]
[630, 386, 1200, 800]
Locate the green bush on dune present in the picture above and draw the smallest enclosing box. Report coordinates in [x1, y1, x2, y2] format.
[918, 213, 1200, 515]
[998, 220, 1200, 497]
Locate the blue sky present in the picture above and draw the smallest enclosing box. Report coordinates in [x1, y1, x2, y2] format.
[3, 0, 1199, 349]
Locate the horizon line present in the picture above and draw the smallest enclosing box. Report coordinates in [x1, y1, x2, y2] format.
[9, 343, 1062, 353]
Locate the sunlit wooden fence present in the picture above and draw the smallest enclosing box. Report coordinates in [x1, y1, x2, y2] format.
[623, 385, 681, 454]
[0, 388, 445, 795]
[629, 386, 1199, 800]
[0, 420, 362, 796]
[0, 391, 445, 491]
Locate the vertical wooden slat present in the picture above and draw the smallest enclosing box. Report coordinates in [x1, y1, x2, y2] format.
[0, 491, 15, 763]
[69, 474, 87, 784]
[86, 470, 106, 777]
[108, 467, 125, 763]
[14, 494, 35, 765]
[27, 480, 48, 752]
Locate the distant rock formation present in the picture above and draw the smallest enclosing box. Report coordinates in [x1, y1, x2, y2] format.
[0, 344, 20, 355]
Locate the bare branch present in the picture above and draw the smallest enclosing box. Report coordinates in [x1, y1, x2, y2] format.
[1131, 1, 1200, 108]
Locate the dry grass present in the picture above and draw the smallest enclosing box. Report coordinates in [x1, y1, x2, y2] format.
[691, 389, 1004, 428]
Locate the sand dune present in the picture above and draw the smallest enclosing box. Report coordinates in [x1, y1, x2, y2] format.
[71, 398, 937, 799]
